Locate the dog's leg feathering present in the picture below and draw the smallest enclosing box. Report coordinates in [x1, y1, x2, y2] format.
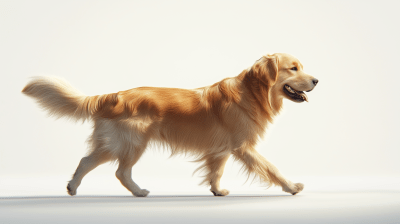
[203, 154, 231, 196]
[233, 147, 304, 195]
[115, 145, 149, 197]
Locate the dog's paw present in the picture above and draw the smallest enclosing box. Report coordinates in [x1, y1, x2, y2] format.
[211, 189, 230, 196]
[66, 183, 76, 196]
[292, 183, 304, 195]
[134, 189, 150, 197]
[283, 182, 304, 195]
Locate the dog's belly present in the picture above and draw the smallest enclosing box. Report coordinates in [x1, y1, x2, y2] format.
[142, 109, 230, 154]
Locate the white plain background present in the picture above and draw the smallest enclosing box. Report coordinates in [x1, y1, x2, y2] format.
[1, 0, 399, 196]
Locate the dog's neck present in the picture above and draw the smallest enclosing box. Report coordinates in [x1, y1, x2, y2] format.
[237, 70, 283, 123]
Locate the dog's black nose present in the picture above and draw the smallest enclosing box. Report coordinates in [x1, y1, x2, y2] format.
[312, 78, 319, 86]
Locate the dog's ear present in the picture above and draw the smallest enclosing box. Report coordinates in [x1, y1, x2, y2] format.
[252, 55, 279, 86]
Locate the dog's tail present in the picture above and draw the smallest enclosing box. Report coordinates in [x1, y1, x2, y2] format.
[22, 76, 121, 122]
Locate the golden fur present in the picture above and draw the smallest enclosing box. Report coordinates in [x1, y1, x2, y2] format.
[22, 53, 318, 197]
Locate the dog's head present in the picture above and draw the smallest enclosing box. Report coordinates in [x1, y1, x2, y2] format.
[252, 53, 318, 103]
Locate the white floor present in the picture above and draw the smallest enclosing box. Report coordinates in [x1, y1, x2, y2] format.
[1, 191, 400, 224]
[1, 176, 400, 224]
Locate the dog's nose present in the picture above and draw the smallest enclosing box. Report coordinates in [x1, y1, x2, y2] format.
[312, 78, 319, 86]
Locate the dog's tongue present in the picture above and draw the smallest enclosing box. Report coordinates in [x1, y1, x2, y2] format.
[299, 92, 308, 102]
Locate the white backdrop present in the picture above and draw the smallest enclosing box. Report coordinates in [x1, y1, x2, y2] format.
[1, 0, 399, 196]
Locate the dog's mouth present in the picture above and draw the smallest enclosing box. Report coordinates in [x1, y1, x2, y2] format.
[283, 84, 309, 102]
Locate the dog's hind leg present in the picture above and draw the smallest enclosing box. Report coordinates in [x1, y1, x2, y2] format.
[115, 145, 149, 197]
[233, 147, 304, 195]
[203, 154, 231, 196]
[67, 151, 112, 196]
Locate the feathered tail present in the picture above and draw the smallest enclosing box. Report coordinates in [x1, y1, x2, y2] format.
[22, 76, 120, 122]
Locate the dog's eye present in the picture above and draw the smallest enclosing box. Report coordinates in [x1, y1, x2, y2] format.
[290, 67, 298, 71]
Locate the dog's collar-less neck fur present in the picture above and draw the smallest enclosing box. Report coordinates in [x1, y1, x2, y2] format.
[237, 69, 283, 125]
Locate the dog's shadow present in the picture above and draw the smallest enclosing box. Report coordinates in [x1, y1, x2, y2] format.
[1, 194, 293, 199]
[1, 194, 297, 208]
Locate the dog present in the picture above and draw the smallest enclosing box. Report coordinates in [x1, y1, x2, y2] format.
[22, 53, 318, 197]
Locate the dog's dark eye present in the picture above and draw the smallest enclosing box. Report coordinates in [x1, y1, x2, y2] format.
[290, 67, 297, 71]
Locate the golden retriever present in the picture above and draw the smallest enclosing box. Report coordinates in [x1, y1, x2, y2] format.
[22, 53, 318, 197]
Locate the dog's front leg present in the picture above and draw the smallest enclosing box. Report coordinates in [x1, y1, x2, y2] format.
[201, 153, 231, 196]
[232, 147, 304, 195]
